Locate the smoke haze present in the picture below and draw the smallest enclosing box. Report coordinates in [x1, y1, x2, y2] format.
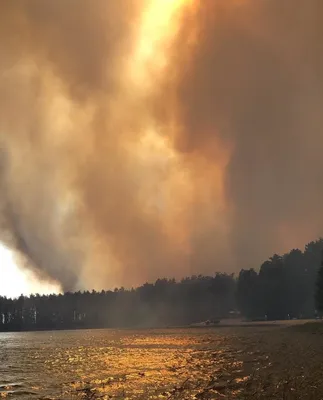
[174, 0, 323, 268]
[0, 0, 322, 291]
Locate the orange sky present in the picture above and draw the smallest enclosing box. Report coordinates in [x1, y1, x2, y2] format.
[1, 0, 323, 296]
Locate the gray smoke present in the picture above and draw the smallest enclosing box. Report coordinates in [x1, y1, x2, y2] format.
[174, 0, 323, 269]
[0, 0, 322, 292]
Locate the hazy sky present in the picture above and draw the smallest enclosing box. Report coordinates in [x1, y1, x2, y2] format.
[0, 0, 322, 295]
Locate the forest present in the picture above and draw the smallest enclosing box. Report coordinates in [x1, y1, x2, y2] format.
[1, 239, 323, 331]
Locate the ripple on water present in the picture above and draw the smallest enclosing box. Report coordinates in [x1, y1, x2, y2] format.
[0, 328, 251, 399]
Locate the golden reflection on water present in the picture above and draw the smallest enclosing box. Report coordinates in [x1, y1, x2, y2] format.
[0, 329, 254, 399]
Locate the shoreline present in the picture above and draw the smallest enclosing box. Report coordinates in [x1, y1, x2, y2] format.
[0, 319, 322, 334]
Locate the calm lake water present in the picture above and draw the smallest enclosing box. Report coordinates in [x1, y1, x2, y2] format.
[0, 327, 263, 399]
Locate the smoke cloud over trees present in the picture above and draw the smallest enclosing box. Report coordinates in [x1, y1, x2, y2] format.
[1, 238, 322, 331]
[0, 1, 322, 291]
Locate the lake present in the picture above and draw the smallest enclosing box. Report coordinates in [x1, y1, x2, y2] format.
[1, 323, 323, 399]
[0, 327, 252, 399]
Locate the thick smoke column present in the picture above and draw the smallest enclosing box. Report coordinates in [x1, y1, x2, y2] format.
[0, 0, 146, 290]
[0, 0, 322, 291]
[0, 0, 201, 290]
[174, 0, 323, 269]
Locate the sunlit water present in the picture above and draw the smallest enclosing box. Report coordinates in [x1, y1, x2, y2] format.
[0, 328, 254, 399]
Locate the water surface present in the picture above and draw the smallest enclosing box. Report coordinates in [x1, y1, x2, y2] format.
[0, 327, 253, 399]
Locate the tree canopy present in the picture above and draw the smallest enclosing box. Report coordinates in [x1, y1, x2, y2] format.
[1, 238, 323, 331]
[237, 239, 323, 320]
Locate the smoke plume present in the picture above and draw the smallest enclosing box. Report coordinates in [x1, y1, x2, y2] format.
[0, 0, 322, 291]
[174, 0, 323, 268]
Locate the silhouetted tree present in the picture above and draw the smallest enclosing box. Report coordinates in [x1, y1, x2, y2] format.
[0, 273, 236, 331]
[315, 250, 323, 313]
[236, 269, 260, 319]
[1, 238, 323, 331]
[236, 239, 323, 320]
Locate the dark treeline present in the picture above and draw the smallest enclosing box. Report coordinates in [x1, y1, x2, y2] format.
[0, 274, 235, 331]
[1, 239, 323, 331]
[237, 239, 323, 320]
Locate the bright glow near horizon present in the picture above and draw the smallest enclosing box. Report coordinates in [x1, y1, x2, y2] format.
[0, 243, 61, 298]
[0, 0, 198, 298]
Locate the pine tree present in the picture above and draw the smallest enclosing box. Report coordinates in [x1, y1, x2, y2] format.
[315, 250, 323, 313]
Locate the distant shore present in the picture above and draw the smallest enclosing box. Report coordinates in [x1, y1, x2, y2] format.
[185, 318, 323, 329]
[0, 318, 322, 334]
